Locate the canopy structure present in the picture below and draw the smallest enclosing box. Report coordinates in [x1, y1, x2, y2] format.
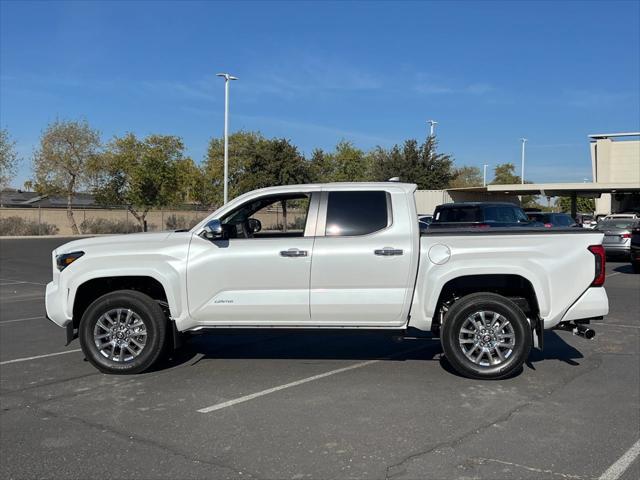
[448, 182, 640, 217]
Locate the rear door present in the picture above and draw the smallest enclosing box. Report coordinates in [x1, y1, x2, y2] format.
[309, 188, 417, 326]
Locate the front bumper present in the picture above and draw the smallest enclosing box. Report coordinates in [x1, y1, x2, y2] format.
[45, 281, 71, 328]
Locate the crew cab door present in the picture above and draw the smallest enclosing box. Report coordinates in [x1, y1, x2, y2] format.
[187, 192, 319, 325]
[309, 188, 418, 326]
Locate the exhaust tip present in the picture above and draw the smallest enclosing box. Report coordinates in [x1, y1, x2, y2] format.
[573, 325, 596, 340]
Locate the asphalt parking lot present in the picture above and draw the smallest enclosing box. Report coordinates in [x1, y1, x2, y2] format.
[0, 237, 638, 480]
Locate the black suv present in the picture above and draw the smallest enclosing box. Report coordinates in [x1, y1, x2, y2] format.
[429, 202, 534, 229]
[631, 226, 640, 273]
[526, 212, 578, 228]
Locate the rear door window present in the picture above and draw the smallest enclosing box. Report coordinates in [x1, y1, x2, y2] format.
[435, 206, 482, 222]
[325, 191, 390, 236]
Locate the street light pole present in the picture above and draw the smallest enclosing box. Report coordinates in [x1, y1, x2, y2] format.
[520, 138, 527, 184]
[483, 164, 489, 187]
[427, 119, 438, 137]
[217, 72, 238, 204]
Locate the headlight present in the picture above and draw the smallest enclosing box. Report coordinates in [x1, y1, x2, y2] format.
[56, 251, 84, 271]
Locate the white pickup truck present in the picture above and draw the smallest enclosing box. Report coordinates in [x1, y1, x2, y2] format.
[46, 182, 609, 379]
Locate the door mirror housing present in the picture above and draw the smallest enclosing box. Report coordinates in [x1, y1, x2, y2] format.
[202, 219, 224, 240]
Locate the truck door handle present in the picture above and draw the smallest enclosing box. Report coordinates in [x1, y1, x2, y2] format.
[280, 248, 308, 257]
[374, 248, 404, 256]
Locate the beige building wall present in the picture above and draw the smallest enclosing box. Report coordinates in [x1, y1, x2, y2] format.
[591, 136, 640, 215]
[591, 137, 640, 184]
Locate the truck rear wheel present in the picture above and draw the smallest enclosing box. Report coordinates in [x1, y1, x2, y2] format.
[79, 290, 168, 374]
[441, 292, 532, 379]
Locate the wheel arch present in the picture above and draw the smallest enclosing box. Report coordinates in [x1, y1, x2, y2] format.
[71, 275, 175, 329]
[432, 273, 541, 333]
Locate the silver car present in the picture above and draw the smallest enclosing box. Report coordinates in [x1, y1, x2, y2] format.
[596, 219, 640, 258]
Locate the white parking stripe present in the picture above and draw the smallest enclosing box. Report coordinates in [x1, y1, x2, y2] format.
[0, 295, 45, 303]
[0, 316, 44, 325]
[606, 272, 622, 278]
[592, 323, 640, 330]
[0, 349, 82, 365]
[0, 278, 47, 286]
[198, 345, 427, 413]
[599, 438, 640, 480]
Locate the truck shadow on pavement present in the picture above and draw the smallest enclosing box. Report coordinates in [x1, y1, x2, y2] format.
[153, 330, 585, 379]
[613, 264, 636, 274]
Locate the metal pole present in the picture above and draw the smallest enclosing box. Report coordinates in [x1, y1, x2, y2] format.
[520, 138, 527, 184]
[217, 73, 237, 205]
[483, 164, 489, 187]
[223, 78, 229, 204]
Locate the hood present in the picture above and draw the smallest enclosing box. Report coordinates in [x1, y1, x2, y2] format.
[55, 231, 174, 255]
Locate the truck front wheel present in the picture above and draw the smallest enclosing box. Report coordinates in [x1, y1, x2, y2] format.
[441, 292, 532, 380]
[79, 290, 168, 374]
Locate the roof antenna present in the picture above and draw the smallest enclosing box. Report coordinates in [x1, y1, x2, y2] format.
[388, 177, 400, 182]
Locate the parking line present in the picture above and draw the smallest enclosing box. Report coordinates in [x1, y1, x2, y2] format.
[198, 345, 427, 414]
[0, 295, 46, 303]
[0, 278, 47, 286]
[0, 316, 44, 325]
[599, 438, 640, 480]
[0, 349, 82, 366]
[592, 323, 640, 330]
[605, 272, 621, 278]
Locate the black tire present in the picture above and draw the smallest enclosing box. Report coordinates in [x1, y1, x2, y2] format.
[79, 290, 168, 374]
[441, 292, 532, 380]
[632, 261, 640, 274]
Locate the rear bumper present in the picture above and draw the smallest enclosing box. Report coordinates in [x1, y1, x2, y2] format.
[561, 287, 609, 323]
[45, 281, 71, 328]
[603, 244, 630, 255]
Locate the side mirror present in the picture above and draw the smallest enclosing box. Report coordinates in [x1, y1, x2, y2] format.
[202, 219, 224, 240]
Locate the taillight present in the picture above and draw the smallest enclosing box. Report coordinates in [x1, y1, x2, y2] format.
[588, 245, 606, 287]
[544, 223, 552, 228]
[621, 233, 631, 239]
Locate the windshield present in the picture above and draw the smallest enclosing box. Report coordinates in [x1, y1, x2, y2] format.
[597, 219, 639, 230]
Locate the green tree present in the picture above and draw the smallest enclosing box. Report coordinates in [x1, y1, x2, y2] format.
[449, 166, 483, 188]
[371, 136, 454, 189]
[174, 157, 202, 205]
[308, 148, 335, 182]
[93, 133, 186, 230]
[330, 140, 371, 182]
[30, 119, 101, 234]
[0, 129, 19, 189]
[490, 163, 541, 209]
[202, 131, 264, 207]
[491, 163, 521, 184]
[556, 196, 595, 213]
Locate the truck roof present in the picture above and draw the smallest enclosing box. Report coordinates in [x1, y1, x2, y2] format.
[436, 202, 521, 208]
[239, 182, 418, 196]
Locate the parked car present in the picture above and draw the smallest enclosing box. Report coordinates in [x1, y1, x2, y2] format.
[603, 213, 639, 220]
[630, 226, 640, 273]
[526, 212, 579, 228]
[46, 183, 608, 380]
[429, 202, 535, 229]
[576, 213, 597, 229]
[595, 218, 640, 258]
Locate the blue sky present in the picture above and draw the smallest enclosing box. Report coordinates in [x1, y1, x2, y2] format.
[1, 0, 639, 187]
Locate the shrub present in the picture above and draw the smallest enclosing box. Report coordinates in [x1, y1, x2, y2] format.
[80, 218, 143, 234]
[0, 216, 59, 236]
[165, 214, 200, 230]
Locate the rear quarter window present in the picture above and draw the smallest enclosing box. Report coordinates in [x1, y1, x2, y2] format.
[325, 191, 390, 236]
